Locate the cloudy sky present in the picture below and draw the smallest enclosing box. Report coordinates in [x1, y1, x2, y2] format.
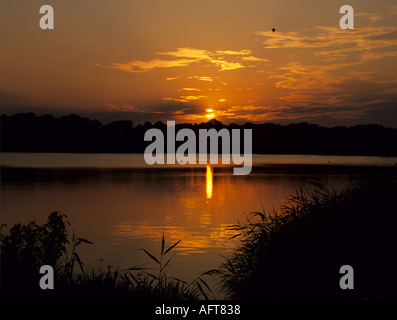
[1, 0, 397, 126]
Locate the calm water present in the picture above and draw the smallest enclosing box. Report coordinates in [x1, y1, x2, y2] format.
[1, 153, 395, 291]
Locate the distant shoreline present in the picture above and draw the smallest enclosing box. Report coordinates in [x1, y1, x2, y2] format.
[2, 163, 397, 177]
[1, 152, 396, 170]
[2, 114, 397, 156]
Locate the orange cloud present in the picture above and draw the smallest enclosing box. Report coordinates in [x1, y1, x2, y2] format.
[163, 97, 190, 102]
[361, 50, 397, 62]
[157, 47, 209, 59]
[188, 76, 214, 82]
[180, 95, 208, 100]
[215, 49, 252, 55]
[166, 76, 182, 80]
[96, 59, 193, 73]
[104, 103, 143, 112]
[242, 56, 269, 62]
[97, 47, 267, 73]
[256, 26, 397, 53]
[210, 59, 244, 71]
[178, 88, 201, 91]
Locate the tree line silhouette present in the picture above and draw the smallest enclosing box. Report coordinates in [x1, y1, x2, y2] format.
[1, 113, 397, 156]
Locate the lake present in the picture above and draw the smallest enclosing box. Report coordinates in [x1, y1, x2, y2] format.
[1, 153, 396, 295]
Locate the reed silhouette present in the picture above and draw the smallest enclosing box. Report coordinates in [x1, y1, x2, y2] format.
[219, 178, 397, 300]
[0, 214, 212, 300]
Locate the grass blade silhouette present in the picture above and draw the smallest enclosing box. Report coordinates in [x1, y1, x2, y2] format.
[164, 240, 181, 255]
[76, 238, 93, 245]
[141, 248, 160, 265]
[161, 229, 165, 255]
[160, 253, 176, 273]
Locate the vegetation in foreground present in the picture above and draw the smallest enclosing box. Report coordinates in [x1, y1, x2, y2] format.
[219, 177, 397, 300]
[1, 177, 397, 300]
[0, 213, 214, 300]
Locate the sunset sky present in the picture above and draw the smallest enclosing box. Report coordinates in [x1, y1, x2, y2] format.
[1, 0, 397, 126]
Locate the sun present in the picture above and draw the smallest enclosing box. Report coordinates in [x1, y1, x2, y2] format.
[206, 109, 215, 119]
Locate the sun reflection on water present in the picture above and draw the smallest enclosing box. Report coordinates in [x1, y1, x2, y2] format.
[206, 165, 213, 199]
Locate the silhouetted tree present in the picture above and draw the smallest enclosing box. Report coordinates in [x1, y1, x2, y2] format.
[1, 113, 397, 155]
